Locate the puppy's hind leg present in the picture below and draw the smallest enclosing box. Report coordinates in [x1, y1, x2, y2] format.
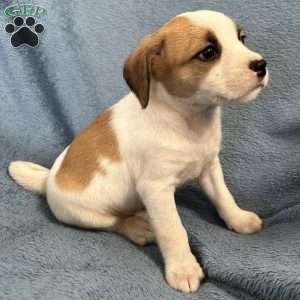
[115, 210, 155, 246]
[51, 203, 154, 246]
[50, 202, 120, 230]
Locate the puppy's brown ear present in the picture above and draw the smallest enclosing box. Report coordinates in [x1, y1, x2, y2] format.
[123, 33, 163, 109]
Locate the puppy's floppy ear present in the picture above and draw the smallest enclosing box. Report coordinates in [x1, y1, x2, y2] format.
[123, 33, 164, 109]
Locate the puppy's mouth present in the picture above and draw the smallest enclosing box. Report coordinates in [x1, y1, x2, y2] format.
[253, 83, 265, 91]
[253, 78, 268, 91]
[243, 74, 268, 97]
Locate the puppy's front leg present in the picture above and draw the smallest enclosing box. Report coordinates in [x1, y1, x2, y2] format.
[199, 157, 263, 234]
[137, 182, 204, 293]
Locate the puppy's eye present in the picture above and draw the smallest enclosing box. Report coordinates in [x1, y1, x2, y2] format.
[240, 34, 247, 44]
[239, 29, 247, 44]
[198, 45, 218, 61]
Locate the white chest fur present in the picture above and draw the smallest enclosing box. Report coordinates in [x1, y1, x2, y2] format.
[114, 93, 222, 187]
[168, 108, 222, 184]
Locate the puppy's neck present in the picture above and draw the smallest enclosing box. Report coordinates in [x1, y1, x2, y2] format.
[149, 81, 220, 128]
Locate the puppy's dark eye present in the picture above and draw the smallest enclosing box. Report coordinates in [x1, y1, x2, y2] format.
[240, 34, 247, 44]
[239, 29, 247, 44]
[198, 45, 218, 61]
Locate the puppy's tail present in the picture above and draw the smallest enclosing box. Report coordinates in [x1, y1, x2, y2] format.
[8, 161, 50, 195]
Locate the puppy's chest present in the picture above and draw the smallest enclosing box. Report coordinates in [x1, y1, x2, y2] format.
[174, 126, 221, 182]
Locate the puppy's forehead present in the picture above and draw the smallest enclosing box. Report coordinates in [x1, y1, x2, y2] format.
[156, 10, 238, 64]
[159, 16, 210, 62]
[177, 10, 237, 41]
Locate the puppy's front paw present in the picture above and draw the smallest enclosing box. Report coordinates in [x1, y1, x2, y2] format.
[165, 254, 205, 293]
[225, 209, 263, 234]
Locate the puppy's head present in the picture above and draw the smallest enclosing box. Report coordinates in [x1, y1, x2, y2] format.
[123, 10, 269, 109]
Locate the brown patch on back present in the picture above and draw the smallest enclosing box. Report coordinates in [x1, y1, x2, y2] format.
[123, 16, 220, 104]
[55, 109, 121, 191]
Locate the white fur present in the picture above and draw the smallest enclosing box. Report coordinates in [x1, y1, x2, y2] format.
[8, 10, 268, 293]
[180, 10, 269, 104]
[9, 161, 49, 194]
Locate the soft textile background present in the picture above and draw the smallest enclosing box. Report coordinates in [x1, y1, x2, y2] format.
[1, 0, 300, 299]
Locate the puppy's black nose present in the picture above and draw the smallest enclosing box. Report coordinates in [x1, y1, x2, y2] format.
[249, 59, 267, 78]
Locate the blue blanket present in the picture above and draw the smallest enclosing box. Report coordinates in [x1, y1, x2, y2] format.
[1, 0, 300, 299]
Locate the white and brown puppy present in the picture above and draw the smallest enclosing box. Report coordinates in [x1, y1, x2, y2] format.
[9, 10, 268, 293]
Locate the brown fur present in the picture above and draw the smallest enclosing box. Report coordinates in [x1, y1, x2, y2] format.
[123, 16, 220, 106]
[55, 109, 121, 191]
[123, 33, 163, 109]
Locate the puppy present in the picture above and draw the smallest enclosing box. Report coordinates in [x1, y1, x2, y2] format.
[9, 10, 268, 293]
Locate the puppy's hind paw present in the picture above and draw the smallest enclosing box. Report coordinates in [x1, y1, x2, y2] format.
[116, 214, 155, 246]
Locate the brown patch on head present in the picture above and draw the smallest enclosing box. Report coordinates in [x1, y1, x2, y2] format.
[55, 109, 121, 191]
[123, 16, 221, 105]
